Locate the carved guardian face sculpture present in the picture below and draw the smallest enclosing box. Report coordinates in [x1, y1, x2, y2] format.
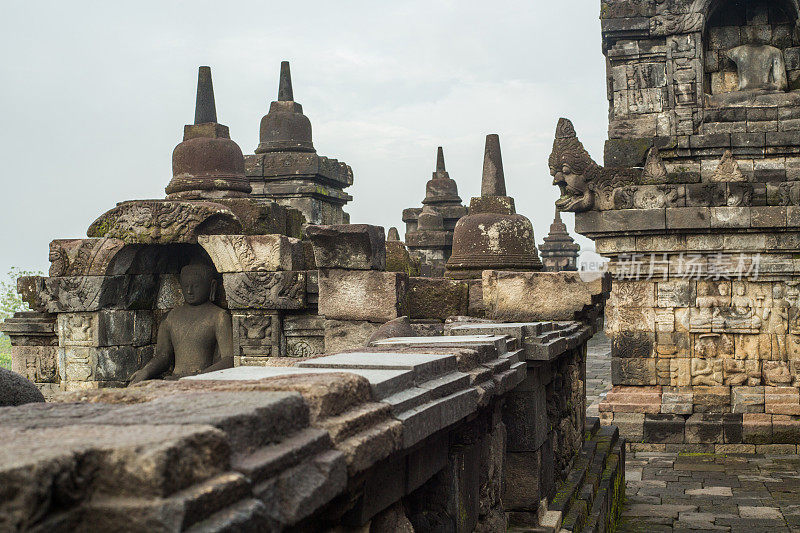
[549, 118, 601, 212]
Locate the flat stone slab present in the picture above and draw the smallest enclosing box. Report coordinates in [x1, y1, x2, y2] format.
[297, 352, 457, 383]
[370, 335, 508, 354]
[187, 366, 414, 400]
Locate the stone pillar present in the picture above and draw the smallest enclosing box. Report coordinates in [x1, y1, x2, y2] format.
[307, 224, 408, 351]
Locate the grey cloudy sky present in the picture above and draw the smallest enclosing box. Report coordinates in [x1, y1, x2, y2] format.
[0, 0, 608, 276]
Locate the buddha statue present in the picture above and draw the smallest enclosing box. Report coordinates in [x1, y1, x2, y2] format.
[129, 263, 233, 383]
[727, 44, 787, 93]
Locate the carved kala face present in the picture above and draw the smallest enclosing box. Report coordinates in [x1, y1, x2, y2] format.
[551, 162, 593, 212]
[180, 265, 215, 305]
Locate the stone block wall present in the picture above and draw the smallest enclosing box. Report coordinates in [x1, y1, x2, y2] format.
[0, 317, 622, 532]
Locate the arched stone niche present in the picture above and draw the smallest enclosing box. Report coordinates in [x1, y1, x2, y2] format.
[48, 241, 225, 390]
[704, 0, 800, 94]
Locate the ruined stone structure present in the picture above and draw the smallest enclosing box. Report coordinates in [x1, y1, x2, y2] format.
[404, 147, 468, 276]
[245, 62, 353, 225]
[0, 60, 626, 530]
[539, 209, 581, 272]
[550, 0, 800, 449]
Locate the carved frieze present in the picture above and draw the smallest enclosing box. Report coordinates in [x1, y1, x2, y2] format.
[223, 271, 306, 310]
[198, 234, 304, 273]
[87, 200, 242, 244]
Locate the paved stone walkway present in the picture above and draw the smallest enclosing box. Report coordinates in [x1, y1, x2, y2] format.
[584, 332, 800, 533]
[586, 330, 611, 419]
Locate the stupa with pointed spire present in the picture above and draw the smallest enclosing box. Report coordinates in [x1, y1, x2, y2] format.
[444, 134, 542, 279]
[539, 209, 580, 272]
[245, 61, 353, 225]
[403, 147, 467, 276]
[166, 66, 251, 199]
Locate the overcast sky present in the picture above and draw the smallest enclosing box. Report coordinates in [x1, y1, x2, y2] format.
[0, 1, 608, 276]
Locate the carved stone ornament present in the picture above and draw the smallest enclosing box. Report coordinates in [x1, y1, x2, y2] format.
[87, 200, 243, 244]
[49, 238, 126, 277]
[223, 271, 306, 310]
[549, 118, 633, 212]
[649, 13, 703, 36]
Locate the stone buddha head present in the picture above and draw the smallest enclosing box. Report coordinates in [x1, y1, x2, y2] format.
[179, 263, 217, 305]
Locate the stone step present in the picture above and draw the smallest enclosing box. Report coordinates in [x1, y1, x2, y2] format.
[232, 427, 332, 482]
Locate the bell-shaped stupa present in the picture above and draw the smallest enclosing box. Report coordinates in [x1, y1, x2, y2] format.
[444, 134, 542, 279]
[166, 66, 251, 199]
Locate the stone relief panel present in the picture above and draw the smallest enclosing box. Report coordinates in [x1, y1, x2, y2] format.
[223, 271, 306, 310]
[232, 312, 282, 357]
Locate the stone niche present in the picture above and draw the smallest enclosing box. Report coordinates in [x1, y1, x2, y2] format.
[705, 0, 798, 95]
[11, 230, 325, 393]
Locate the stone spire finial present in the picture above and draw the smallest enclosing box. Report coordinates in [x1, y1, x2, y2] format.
[166, 66, 250, 200]
[256, 62, 314, 154]
[481, 134, 507, 197]
[278, 61, 293, 102]
[194, 66, 218, 124]
[387, 227, 400, 241]
[423, 146, 462, 205]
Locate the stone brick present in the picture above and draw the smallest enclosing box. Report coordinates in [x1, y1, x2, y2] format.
[771, 415, 800, 442]
[406, 277, 468, 321]
[612, 412, 644, 442]
[693, 386, 731, 413]
[306, 224, 386, 270]
[643, 414, 685, 443]
[602, 385, 661, 413]
[318, 270, 407, 323]
[765, 386, 800, 415]
[743, 413, 773, 444]
[611, 330, 654, 358]
[612, 358, 657, 385]
[482, 270, 609, 322]
[684, 413, 723, 443]
[732, 386, 765, 413]
[666, 207, 711, 229]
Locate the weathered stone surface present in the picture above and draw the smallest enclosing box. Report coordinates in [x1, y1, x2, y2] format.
[198, 234, 303, 272]
[318, 270, 407, 323]
[223, 271, 306, 310]
[48, 238, 126, 277]
[306, 224, 386, 270]
[37, 275, 158, 313]
[0, 368, 45, 406]
[483, 270, 609, 322]
[324, 319, 381, 353]
[366, 316, 416, 345]
[407, 277, 468, 321]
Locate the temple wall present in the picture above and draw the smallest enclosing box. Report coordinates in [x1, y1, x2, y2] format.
[548, 0, 800, 450]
